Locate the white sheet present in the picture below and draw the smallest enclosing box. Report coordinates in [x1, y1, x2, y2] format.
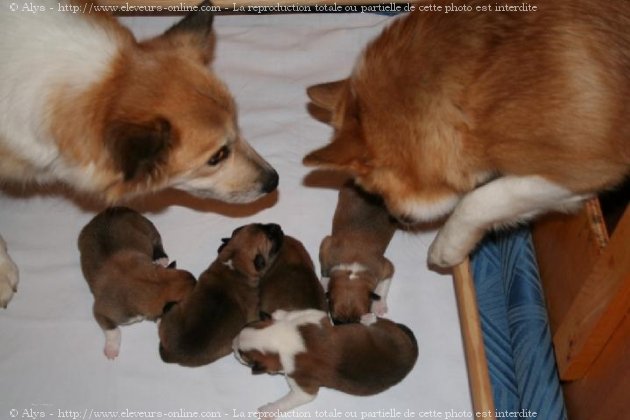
[0, 13, 471, 420]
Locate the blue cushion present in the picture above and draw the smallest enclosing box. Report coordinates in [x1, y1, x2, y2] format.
[471, 228, 567, 420]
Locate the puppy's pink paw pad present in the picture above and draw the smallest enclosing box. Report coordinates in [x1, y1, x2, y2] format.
[371, 300, 388, 317]
[153, 258, 169, 268]
[103, 328, 121, 360]
[104, 345, 119, 360]
[360, 313, 378, 326]
[257, 404, 278, 420]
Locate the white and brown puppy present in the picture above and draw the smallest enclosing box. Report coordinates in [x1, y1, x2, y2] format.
[0, 0, 278, 308]
[320, 181, 397, 324]
[78, 207, 196, 359]
[159, 223, 283, 367]
[259, 235, 328, 318]
[234, 309, 418, 417]
[304, 0, 630, 268]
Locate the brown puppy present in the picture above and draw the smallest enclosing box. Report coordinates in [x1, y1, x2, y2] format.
[78, 207, 196, 359]
[158, 223, 283, 367]
[259, 235, 328, 318]
[304, 0, 630, 268]
[320, 181, 396, 324]
[234, 309, 418, 416]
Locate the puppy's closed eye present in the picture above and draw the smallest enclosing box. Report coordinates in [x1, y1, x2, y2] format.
[162, 301, 178, 315]
[251, 361, 267, 375]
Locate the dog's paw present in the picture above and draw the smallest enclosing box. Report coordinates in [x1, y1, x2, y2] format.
[371, 299, 388, 317]
[104, 345, 119, 360]
[103, 328, 121, 360]
[428, 231, 469, 268]
[360, 312, 378, 326]
[257, 403, 279, 420]
[153, 257, 169, 268]
[0, 243, 19, 309]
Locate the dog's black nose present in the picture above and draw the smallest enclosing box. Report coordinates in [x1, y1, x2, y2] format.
[261, 170, 279, 193]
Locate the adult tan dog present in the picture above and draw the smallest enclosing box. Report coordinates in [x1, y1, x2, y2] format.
[304, 0, 630, 268]
[0, 1, 278, 307]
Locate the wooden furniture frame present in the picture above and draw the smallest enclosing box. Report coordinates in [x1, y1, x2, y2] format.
[453, 261, 496, 419]
[533, 200, 629, 420]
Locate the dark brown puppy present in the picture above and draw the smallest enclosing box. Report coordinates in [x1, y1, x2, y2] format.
[158, 223, 283, 367]
[78, 207, 196, 359]
[234, 310, 418, 416]
[259, 235, 327, 318]
[320, 181, 397, 324]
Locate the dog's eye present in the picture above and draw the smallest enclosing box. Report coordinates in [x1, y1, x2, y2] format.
[207, 145, 230, 166]
[369, 292, 381, 301]
[254, 254, 266, 271]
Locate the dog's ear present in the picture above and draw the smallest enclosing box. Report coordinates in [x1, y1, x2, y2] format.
[163, 1, 215, 64]
[307, 80, 346, 111]
[217, 237, 231, 254]
[303, 132, 372, 176]
[304, 85, 372, 175]
[106, 117, 172, 182]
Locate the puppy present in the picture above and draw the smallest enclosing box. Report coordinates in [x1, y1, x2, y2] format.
[0, 0, 278, 307]
[234, 309, 418, 416]
[320, 181, 396, 324]
[158, 223, 283, 367]
[78, 207, 196, 359]
[304, 0, 630, 268]
[259, 235, 328, 318]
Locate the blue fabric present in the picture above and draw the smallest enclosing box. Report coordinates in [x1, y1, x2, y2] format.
[470, 228, 567, 420]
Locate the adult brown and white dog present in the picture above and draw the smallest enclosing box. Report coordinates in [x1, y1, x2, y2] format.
[304, 0, 630, 268]
[234, 309, 418, 417]
[78, 207, 196, 359]
[320, 181, 396, 324]
[0, 0, 278, 307]
[158, 223, 283, 366]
